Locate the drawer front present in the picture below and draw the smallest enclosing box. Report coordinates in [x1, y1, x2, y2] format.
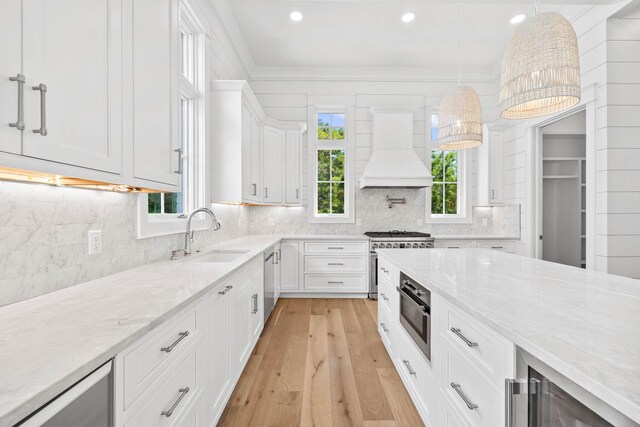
[304, 255, 367, 273]
[434, 240, 475, 249]
[378, 256, 399, 284]
[443, 305, 509, 389]
[377, 276, 397, 318]
[378, 305, 396, 355]
[304, 274, 367, 291]
[478, 241, 516, 253]
[123, 302, 202, 409]
[125, 348, 200, 427]
[396, 332, 437, 421]
[304, 241, 368, 255]
[441, 392, 472, 427]
[442, 347, 502, 427]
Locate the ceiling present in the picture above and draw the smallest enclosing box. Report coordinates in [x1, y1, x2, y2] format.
[227, 1, 607, 72]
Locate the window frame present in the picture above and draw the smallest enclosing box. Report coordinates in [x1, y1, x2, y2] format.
[307, 105, 356, 224]
[426, 111, 472, 224]
[137, 0, 208, 239]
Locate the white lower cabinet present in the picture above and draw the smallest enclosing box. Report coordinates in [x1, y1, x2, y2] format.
[116, 256, 265, 427]
[279, 241, 300, 291]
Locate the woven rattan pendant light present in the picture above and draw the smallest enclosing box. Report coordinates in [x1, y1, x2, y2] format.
[499, 1, 581, 119]
[437, 1, 483, 150]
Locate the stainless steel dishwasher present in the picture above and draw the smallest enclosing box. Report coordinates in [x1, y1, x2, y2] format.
[19, 361, 112, 427]
[264, 248, 275, 324]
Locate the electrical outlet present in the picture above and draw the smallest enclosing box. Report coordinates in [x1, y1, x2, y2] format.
[356, 218, 362, 227]
[268, 218, 275, 226]
[482, 218, 488, 227]
[88, 230, 102, 255]
[417, 218, 423, 227]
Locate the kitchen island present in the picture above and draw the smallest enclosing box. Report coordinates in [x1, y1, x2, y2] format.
[377, 248, 640, 426]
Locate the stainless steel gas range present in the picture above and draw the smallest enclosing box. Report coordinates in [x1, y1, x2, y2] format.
[365, 231, 434, 299]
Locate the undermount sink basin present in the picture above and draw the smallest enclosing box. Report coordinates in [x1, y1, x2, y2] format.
[190, 250, 250, 263]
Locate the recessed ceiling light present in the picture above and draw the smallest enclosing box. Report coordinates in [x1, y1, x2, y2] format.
[290, 11, 303, 22]
[401, 12, 415, 23]
[510, 14, 526, 24]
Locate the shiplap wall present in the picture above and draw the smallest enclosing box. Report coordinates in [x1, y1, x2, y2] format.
[598, 2, 640, 276]
[249, 78, 500, 230]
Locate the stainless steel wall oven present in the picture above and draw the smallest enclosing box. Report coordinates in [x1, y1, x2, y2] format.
[397, 272, 431, 360]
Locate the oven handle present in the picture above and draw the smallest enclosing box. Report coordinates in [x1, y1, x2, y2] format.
[397, 285, 430, 314]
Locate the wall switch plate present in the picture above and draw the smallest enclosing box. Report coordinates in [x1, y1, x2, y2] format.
[482, 218, 488, 227]
[417, 218, 423, 227]
[88, 230, 102, 255]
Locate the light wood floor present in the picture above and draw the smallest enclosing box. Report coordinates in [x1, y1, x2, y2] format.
[218, 298, 424, 427]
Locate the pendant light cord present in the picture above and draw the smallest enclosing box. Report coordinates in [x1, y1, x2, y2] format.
[457, 0, 462, 86]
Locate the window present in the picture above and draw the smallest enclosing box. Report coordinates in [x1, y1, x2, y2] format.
[137, 1, 205, 238]
[427, 113, 471, 223]
[308, 107, 355, 223]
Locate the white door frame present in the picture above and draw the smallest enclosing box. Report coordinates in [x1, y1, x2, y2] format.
[528, 84, 598, 269]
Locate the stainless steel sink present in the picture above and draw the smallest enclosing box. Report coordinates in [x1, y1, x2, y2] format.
[189, 250, 250, 263]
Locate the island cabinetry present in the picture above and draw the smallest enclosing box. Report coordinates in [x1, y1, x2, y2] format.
[434, 239, 517, 254]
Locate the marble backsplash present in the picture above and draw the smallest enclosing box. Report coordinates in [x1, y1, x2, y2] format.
[0, 181, 249, 307]
[247, 188, 520, 237]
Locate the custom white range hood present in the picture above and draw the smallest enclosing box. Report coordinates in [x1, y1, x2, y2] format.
[359, 107, 433, 189]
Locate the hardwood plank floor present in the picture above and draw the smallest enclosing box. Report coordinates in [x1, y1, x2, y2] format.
[218, 298, 424, 427]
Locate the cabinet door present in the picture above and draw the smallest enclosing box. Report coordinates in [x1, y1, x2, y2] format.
[22, 0, 123, 173]
[284, 129, 301, 204]
[231, 278, 253, 374]
[280, 242, 300, 291]
[262, 125, 283, 204]
[489, 131, 504, 204]
[241, 105, 258, 202]
[248, 112, 263, 202]
[131, 0, 179, 187]
[0, 0, 22, 155]
[208, 286, 231, 420]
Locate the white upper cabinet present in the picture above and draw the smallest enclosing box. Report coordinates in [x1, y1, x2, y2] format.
[285, 128, 303, 205]
[129, 0, 179, 188]
[21, 0, 123, 173]
[477, 128, 505, 206]
[211, 80, 265, 204]
[0, 0, 22, 155]
[262, 123, 284, 204]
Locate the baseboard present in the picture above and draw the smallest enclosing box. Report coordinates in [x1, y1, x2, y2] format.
[278, 292, 369, 299]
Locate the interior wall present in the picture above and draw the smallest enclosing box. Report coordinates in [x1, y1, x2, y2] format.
[248, 77, 512, 235]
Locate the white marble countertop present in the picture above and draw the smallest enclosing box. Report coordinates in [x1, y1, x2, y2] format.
[0, 234, 285, 427]
[432, 235, 520, 240]
[378, 248, 640, 424]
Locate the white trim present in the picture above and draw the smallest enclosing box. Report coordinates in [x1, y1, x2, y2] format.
[307, 105, 356, 224]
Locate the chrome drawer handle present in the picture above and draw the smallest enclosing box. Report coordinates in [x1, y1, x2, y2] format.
[380, 292, 389, 301]
[491, 246, 503, 249]
[328, 263, 344, 266]
[450, 327, 478, 347]
[252, 183, 257, 196]
[265, 187, 268, 198]
[174, 148, 183, 174]
[328, 247, 344, 250]
[161, 331, 189, 353]
[9, 74, 25, 131]
[251, 293, 258, 314]
[218, 285, 233, 295]
[402, 360, 416, 376]
[328, 281, 344, 284]
[32, 83, 47, 136]
[161, 387, 190, 417]
[296, 188, 299, 199]
[380, 322, 389, 333]
[450, 382, 478, 410]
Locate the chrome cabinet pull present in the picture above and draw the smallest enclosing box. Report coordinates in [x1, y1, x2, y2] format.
[450, 327, 479, 347]
[161, 387, 190, 417]
[295, 188, 299, 200]
[402, 360, 416, 376]
[9, 74, 25, 131]
[492, 189, 495, 199]
[380, 322, 389, 333]
[451, 382, 478, 410]
[161, 331, 189, 353]
[327, 263, 344, 266]
[448, 246, 460, 249]
[328, 281, 344, 284]
[276, 249, 281, 264]
[251, 293, 258, 314]
[264, 187, 268, 198]
[252, 183, 257, 196]
[32, 83, 47, 136]
[328, 247, 343, 250]
[491, 246, 503, 249]
[174, 148, 183, 174]
[380, 292, 389, 301]
[218, 285, 233, 295]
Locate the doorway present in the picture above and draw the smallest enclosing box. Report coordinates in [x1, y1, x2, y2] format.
[537, 110, 587, 268]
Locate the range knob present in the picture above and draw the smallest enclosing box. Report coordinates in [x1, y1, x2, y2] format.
[419, 243, 427, 248]
[372, 243, 378, 249]
[413, 243, 420, 248]
[393, 243, 400, 248]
